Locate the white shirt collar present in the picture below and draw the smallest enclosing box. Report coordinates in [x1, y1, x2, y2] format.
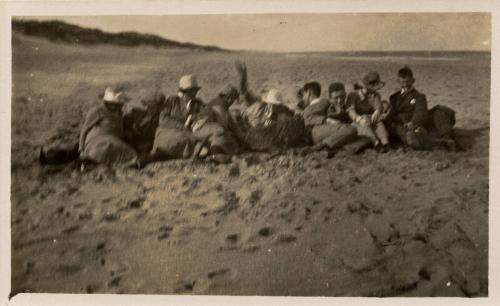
[310, 98, 321, 106]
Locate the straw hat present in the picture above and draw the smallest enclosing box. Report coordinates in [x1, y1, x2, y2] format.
[101, 87, 129, 104]
[263, 89, 283, 105]
[179, 75, 201, 91]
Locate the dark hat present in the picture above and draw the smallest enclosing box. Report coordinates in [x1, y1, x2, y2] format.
[398, 66, 415, 81]
[358, 71, 385, 90]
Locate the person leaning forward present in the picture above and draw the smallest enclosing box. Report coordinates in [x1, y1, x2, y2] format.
[302, 81, 357, 152]
[150, 74, 204, 160]
[386, 66, 430, 150]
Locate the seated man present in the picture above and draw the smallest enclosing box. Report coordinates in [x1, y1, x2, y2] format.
[150, 74, 204, 160]
[302, 81, 357, 153]
[386, 66, 430, 150]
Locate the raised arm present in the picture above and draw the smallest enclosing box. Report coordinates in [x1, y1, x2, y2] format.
[235, 60, 259, 105]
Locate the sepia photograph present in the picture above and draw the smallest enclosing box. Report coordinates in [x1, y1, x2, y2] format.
[3, 1, 495, 303]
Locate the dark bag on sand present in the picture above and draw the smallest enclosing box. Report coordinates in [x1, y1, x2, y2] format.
[40, 138, 79, 164]
[428, 105, 456, 138]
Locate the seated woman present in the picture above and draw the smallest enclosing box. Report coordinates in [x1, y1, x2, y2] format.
[78, 87, 139, 168]
[346, 71, 390, 153]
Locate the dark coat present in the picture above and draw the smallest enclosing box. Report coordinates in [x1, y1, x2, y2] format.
[302, 99, 330, 127]
[388, 88, 428, 127]
[158, 95, 204, 130]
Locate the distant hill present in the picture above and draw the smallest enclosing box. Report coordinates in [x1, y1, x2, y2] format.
[12, 19, 227, 52]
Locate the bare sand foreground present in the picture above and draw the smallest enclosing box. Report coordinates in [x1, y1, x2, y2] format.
[11, 34, 489, 296]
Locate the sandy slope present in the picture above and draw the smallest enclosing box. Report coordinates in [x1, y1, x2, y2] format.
[10, 34, 489, 296]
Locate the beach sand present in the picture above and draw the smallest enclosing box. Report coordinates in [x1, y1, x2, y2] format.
[10, 34, 490, 296]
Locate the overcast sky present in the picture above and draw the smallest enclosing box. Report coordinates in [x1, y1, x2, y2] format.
[23, 13, 491, 52]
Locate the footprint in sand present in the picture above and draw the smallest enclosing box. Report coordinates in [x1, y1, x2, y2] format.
[194, 268, 237, 293]
[103, 212, 120, 222]
[174, 279, 196, 293]
[218, 233, 241, 252]
[258, 226, 274, 237]
[62, 224, 81, 235]
[273, 232, 297, 245]
[225, 233, 239, 244]
[157, 225, 174, 241]
[207, 268, 231, 279]
[85, 284, 101, 293]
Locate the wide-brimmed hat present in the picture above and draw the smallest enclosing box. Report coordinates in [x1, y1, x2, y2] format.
[263, 89, 283, 105]
[101, 87, 130, 104]
[179, 74, 201, 91]
[358, 71, 385, 90]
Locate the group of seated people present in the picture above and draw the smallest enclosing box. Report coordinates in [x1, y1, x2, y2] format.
[75, 62, 456, 169]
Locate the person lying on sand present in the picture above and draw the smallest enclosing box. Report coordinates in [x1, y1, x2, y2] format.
[188, 85, 241, 162]
[149, 74, 204, 161]
[232, 61, 309, 152]
[301, 81, 358, 154]
[346, 71, 391, 153]
[78, 87, 140, 169]
[234, 61, 295, 128]
[386, 66, 431, 150]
